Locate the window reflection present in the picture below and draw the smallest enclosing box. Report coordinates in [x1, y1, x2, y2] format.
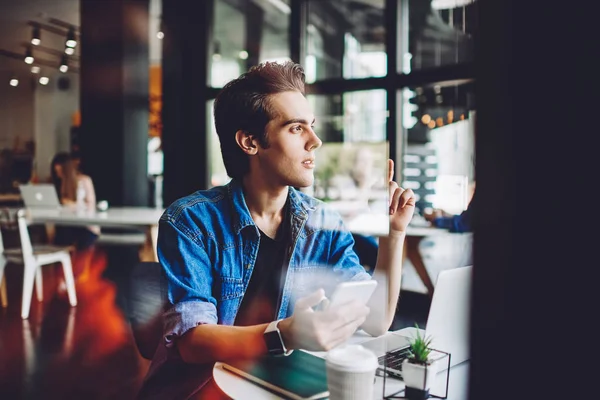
[401, 80, 475, 215]
[305, 91, 388, 219]
[211, 0, 291, 88]
[307, 90, 386, 143]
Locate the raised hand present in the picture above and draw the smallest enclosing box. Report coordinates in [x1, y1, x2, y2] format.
[387, 159, 416, 233]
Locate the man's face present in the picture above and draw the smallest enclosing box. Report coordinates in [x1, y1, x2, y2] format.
[253, 91, 322, 188]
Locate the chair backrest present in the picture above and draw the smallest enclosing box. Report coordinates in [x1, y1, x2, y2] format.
[16, 209, 33, 258]
[125, 261, 167, 360]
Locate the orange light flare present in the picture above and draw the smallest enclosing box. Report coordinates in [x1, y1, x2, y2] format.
[69, 249, 130, 363]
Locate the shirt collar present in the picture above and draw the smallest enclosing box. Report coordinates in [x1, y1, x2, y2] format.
[227, 179, 318, 235]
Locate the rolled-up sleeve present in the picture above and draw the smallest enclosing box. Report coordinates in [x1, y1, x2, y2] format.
[158, 217, 218, 348]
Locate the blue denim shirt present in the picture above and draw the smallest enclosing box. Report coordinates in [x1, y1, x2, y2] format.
[138, 179, 370, 399]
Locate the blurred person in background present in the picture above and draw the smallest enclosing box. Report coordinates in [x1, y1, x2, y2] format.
[424, 184, 476, 233]
[49, 152, 100, 284]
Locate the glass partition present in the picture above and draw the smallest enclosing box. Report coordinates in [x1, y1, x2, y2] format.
[401, 79, 475, 215]
[305, 90, 389, 232]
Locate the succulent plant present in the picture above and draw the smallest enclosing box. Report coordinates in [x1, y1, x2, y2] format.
[407, 323, 434, 365]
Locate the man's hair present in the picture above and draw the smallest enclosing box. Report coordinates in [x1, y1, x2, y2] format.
[213, 61, 306, 181]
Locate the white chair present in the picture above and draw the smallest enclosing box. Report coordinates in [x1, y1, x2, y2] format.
[0, 209, 77, 319]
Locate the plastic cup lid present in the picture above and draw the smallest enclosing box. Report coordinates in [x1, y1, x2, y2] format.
[325, 344, 378, 372]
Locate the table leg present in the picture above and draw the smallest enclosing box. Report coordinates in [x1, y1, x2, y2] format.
[405, 236, 435, 298]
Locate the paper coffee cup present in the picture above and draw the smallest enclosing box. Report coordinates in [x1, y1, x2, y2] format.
[326, 344, 378, 400]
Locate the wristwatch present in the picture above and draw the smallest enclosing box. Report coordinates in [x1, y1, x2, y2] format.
[264, 319, 293, 356]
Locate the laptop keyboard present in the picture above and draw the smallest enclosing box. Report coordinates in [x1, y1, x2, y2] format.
[377, 347, 411, 379]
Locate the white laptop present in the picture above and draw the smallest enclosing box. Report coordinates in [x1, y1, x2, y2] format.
[19, 184, 62, 209]
[361, 265, 473, 378]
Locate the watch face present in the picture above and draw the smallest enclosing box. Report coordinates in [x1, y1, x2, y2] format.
[264, 330, 284, 355]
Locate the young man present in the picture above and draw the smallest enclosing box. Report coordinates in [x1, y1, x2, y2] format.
[138, 61, 415, 399]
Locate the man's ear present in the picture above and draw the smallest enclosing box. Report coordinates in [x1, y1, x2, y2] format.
[235, 130, 258, 155]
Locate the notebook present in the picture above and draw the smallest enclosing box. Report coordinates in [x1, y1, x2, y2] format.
[222, 350, 329, 400]
[19, 184, 62, 209]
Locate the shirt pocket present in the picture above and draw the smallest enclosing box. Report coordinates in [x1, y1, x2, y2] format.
[291, 264, 338, 300]
[219, 277, 245, 301]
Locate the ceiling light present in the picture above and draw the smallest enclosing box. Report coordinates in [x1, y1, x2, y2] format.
[10, 78, 19, 87]
[65, 26, 77, 48]
[39, 76, 49, 85]
[239, 50, 248, 60]
[31, 65, 40, 74]
[59, 55, 69, 73]
[31, 24, 41, 46]
[157, 18, 164, 39]
[24, 47, 34, 64]
[65, 47, 74, 55]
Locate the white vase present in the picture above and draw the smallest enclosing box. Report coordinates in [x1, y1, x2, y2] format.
[402, 359, 438, 391]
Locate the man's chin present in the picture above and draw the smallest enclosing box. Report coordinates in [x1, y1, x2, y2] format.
[293, 177, 314, 188]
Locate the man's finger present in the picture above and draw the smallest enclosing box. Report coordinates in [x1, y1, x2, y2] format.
[399, 188, 416, 208]
[388, 159, 394, 182]
[389, 187, 403, 215]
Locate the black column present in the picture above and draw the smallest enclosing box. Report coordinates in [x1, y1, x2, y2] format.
[245, 2, 264, 71]
[161, 0, 213, 206]
[470, 1, 592, 399]
[80, 0, 150, 207]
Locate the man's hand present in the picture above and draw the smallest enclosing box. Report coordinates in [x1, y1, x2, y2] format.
[278, 289, 370, 352]
[424, 208, 452, 223]
[388, 159, 416, 234]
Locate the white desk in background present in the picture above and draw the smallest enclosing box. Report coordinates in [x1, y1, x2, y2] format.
[23, 207, 164, 262]
[213, 327, 470, 400]
[344, 211, 449, 298]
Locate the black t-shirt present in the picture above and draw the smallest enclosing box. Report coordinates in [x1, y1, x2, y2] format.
[235, 213, 290, 326]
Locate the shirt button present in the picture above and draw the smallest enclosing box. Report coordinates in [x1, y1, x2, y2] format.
[245, 264, 252, 269]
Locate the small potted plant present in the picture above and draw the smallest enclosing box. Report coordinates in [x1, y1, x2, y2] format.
[402, 324, 438, 398]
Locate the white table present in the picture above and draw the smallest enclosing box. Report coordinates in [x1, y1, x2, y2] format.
[344, 212, 449, 297]
[23, 207, 164, 261]
[213, 327, 469, 400]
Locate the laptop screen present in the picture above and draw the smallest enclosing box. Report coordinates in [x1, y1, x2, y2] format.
[19, 184, 62, 209]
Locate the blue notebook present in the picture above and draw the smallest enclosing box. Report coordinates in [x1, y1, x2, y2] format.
[222, 351, 329, 400]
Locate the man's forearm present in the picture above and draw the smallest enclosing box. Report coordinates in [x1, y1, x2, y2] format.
[178, 323, 270, 364]
[363, 231, 405, 336]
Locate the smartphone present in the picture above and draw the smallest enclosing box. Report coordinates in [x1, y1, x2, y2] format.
[318, 280, 378, 310]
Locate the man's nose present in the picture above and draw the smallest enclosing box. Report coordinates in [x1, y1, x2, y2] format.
[307, 129, 322, 151]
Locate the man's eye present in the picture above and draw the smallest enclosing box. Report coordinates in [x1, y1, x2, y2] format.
[293, 125, 303, 132]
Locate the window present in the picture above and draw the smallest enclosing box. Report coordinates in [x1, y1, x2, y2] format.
[211, 0, 291, 87]
[306, 0, 386, 82]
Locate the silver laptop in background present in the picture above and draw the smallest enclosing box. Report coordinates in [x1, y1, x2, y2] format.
[19, 184, 62, 209]
[361, 265, 473, 378]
